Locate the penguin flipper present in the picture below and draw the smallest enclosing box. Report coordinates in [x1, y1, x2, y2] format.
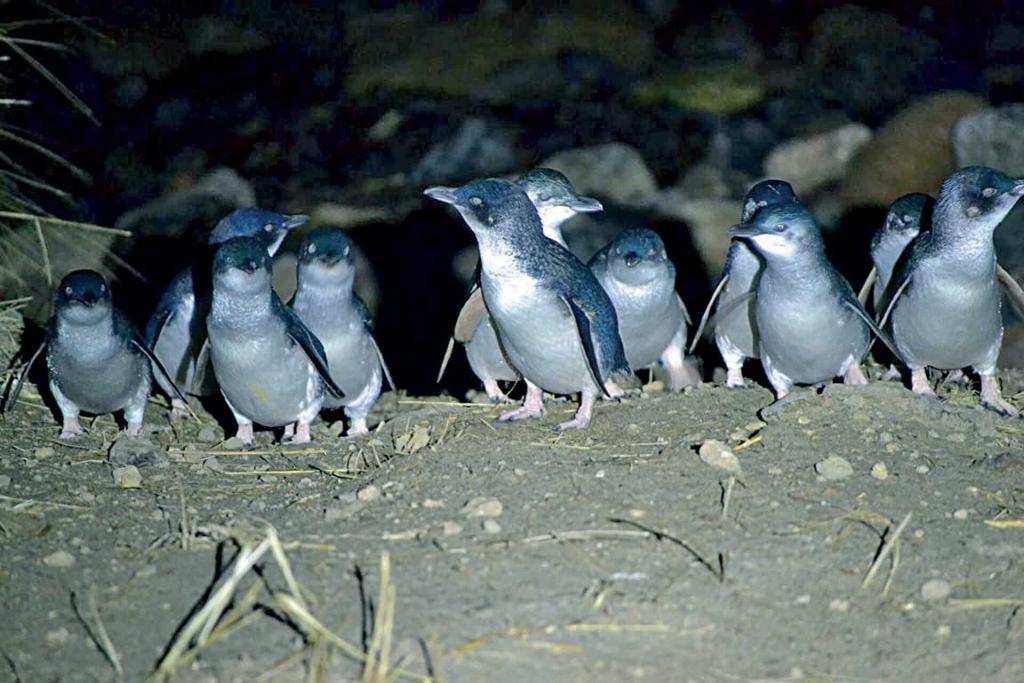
[191, 339, 212, 394]
[436, 336, 456, 384]
[841, 296, 904, 364]
[273, 295, 345, 399]
[675, 293, 693, 326]
[997, 264, 1024, 319]
[563, 295, 611, 398]
[857, 267, 877, 308]
[129, 338, 199, 421]
[370, 335, 397, 392]
[2, 341, 46, 415]
[453, 288, 488, 343]
[688, 274, 729, 354]
[704, 290, 755, 343]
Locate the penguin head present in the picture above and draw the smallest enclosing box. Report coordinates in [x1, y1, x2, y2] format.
[730, 202, 822, 262]
[605, 228, 671, 285]
[939, 166, 1024, 231]
[883, 193, 932, 235]
[209, 208, 309, 255]
[741, 179, 798, 223]
[54, 269, 112, 325]
[298, 227, 356, 286]
[516, 168, 603, 232]
[212, 236, 272, 294]
[425, 178, 542, 237]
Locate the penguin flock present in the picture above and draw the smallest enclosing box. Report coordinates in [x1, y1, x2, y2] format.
[6, 165, 1024, 441]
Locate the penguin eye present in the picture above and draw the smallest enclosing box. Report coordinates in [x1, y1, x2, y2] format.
[99, 283, 106, 292]
[469, 196, 483, 207]
[263, 223, 274, 232]
[343, 246, 350, 257]
[982, 187, 997, 198]
[64, 286, 73, 296]
[308, 243, 317, 254]
[774, 223, 787, 232]
[648, 249, 656, 257]
[902, 214, 912, 223]
[537, 193, 551, 202]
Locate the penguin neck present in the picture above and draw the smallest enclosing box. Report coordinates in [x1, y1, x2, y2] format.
[475, 230, 536, 279]
[539, 218, 569, 249]
[293, 275, 358, 321]
[212, 288, 272, 327]
[56, 313, 117, 359]
[761, 250, 834, 292]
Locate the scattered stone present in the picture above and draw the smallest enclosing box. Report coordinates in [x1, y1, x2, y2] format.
[953, 508, 970, 521]
[953, 104, 1024, 175]
[542, 143, 658, 206]
[829, 598, 850, 613]
[795, 594, 811, 605]
[45, 627, 70, 646]
[920, 579, 951, 602]
[109, 437, 168, 468]
[697, 440, 742, 475]
[642, 380, 665, 393]
[422, 498, 445, 509]
[462, 496, 503, 518]
[646, 193, 741, 278]
[442, 521, 462, 536]
[394, 424, 431, 455]
[34, 446, 54, 459]
[133, 564, 158, 579]
[936, 624, 952, 639]
[112, 465, 143, 489]
[196, 426, 219, 444]
[916, 465, 930, 475]
[0, 474, 10, 490]
[482, 519, 502, 534]
[764, 123, 872, 197]
[815, 455, 854, 481]
[42, 550, 76, 568]
[871, 463, 889, 480]
[356, 484, 381, 503]
[840, 92, 986, 208]
[221, 436, 246, 450]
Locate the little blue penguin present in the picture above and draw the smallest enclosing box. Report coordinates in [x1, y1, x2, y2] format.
[291, 228, 395, 436]
[36, 271, 163, 439]
[147, 208, 307, 417]
[730, 202, 879, 406]
[881, 166, 1024, 415]
[206, 236, 344, 444]
[588, 228, 701, 390]
[693, 179, 798, 388]
[859, 193, 933, 311]
[443, 168, 603, 401]
[426, 178, 633, 431]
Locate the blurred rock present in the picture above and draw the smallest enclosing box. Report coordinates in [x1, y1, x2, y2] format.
[109, 436, 168, 468]
[410, 118, 519, 186]
[840, 92, 987, 209]
[952, 105, 1024, 175]
[807, 6, 939, 122]
[764, 123, 872, 197]
[649, 189, 740, 277]
[115, 167, 256, 239]
[542, 143, 658, 206]
[632, 63, 764, 116]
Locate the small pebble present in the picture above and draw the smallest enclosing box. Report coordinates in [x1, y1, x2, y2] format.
[357, 484, 381, 503]
[952, 508, 969, 521]
[422, 498, 445, 509]
[442, 521, 462, 536]
[697, 440, 742, 475]
[815, 455, 853, 481]
[133, 564, 158, 579]
[795, 594, 811, 605]
[197, 426, 219, 443]
[221, 436, 246, 450]
[916, 464, 930, 474]
[595, 469, 606, 479]
[43, 550, 76, 568]
[829, 598, 850, 613]
[921, 579, 951, 602]
[45, 627, 70, 646]
[642, 380, 665, 393]
[482, 519, 502, 534]
[0, 474, 10, 490]
[34, 446, 54, 459]
[871, 463, 889, 480]
[462, 496, 503, 518]
[109, 437, 168, 468]
[112, 465, 142, 489]
[936, 625, 951, 638]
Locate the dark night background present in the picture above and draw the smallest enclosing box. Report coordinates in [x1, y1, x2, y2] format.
[5, 0, 1024, 397]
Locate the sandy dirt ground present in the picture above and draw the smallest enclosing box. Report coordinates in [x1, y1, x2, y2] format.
[2, 373, 1024, 682]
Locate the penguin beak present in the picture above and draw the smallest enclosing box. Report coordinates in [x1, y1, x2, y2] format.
[424, 186, 458, 205]
[730, 225, 757, 240]
[623, 251, 641, 267]
[1011, 180, 1024, 197]
[283, 214, 310, 230]
[240, 259, 259, 273]
[566, 196, 603, 213]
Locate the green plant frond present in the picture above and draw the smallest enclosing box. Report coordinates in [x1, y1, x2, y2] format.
[0, 34, 98, 124]
[0, 126, 91, 181]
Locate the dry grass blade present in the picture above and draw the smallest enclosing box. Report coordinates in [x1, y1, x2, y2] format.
[948, 598, 1024, 610]
[0, 126, 90, 181]
[860, 512, 911, 591]
[0, 212, 132, 237]
[0, 33, 97, 123]
[70, 585, 124, 679]
[362, 552, 396, 683]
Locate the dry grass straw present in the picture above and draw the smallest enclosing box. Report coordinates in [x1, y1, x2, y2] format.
[860, 512, 911, 593]
[148, 526, 432, 683]
[71, 585, 124, 679]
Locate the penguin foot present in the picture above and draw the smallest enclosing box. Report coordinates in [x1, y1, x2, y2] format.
[725, 367, 747, 388]
[879, 365, 902, 382]
[666, 360, 702, 392]
[943, 369, 970, 387]
[843, 363, 869, 386]
[347, 418, 370, 437]
[483, 379, 514, 404]
[59, 417, 84, 440]
[126, 422, 143, 437]
[910, 369, 936, 396]
[604, 380, 626, 399]
[554, 395, 595, 432]
[235, 423, 255, 446]
[980, 376, 1019, 416]
[170, 398, 191, 421]
[498, 404, 544, 423]
[283, 421, 312, 444]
